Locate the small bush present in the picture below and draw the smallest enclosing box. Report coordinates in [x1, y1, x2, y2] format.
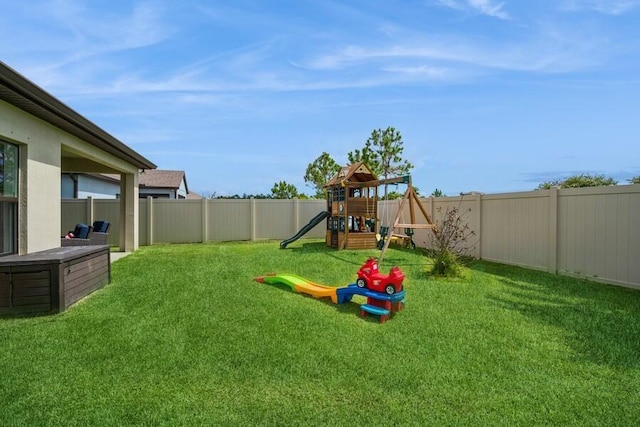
[431, 247, 462, 276]
[426, 201, 476, 277]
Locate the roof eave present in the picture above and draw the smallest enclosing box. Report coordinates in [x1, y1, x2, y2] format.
[0, 61, 156, 170]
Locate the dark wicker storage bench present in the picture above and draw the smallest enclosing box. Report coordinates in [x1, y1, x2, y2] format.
[0, 245, 110, 316]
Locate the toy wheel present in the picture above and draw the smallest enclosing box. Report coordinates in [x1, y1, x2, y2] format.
[356, 278, 367, 288]
[385, 284, 396, 295]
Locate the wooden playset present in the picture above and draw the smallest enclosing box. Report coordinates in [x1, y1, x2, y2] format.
[323, 162, 436, 258]
[324, 162, 380, 250]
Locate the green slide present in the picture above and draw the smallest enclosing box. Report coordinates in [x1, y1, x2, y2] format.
[280, 211, 330, 249]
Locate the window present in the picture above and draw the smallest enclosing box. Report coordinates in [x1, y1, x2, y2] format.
[0, 140, 18, 256]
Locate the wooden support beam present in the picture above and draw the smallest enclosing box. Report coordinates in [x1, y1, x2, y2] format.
[379, 183, 437, 263]
[410, 188, 435, 224]
[349, 175, 411, 188]
[395, 223, 436, 229]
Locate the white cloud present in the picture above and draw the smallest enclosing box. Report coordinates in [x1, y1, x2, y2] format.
[436, 0, 464, 11]
[468, 0, 510, 19]
[303, 34, 600, 76]
[562, 0, 640, 15]
[7, 1, 171, 75]
[381, 65, 450, 78]
[0, 1, 175, 99]
[118, 2, 171, 49]
[41, 0, 171, 53]
[437, 0, 510, 19]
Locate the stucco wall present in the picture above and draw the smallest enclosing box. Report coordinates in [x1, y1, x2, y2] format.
[1, 100, 62, 253]
[1, 99, 142, 254]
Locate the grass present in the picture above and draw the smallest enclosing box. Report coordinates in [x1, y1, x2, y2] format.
[1, 239, 640, 426]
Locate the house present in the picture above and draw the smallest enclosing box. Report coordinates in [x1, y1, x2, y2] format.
[61, 173, 120, 199]
[139, 169, 190, 199]
[0, 61, 156, 255]
[60, 170, 201, 199]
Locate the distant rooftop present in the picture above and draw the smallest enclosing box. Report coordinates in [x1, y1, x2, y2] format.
[139, 169, 186, 190]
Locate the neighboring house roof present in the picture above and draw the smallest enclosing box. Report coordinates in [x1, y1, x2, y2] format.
[139, 169, 188, 192]
[0, 61, 156, 170]
[186, 191, 203, 199]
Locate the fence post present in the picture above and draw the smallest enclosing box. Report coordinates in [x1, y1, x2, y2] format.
[475, 193, 482, 259]
[147, 196, 153, 246]
[293, 198, 299, 233]
[251, 197, 256, 241]
[428, 196, 435, 223]
[86, 196, 94, 224]
[548, 187, 559, 274]
[201, 198, 208, 243]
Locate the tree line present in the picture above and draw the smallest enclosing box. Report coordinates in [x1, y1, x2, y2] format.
[537, 174, 639, 190]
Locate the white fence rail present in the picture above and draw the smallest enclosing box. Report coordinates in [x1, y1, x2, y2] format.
[62, 184, 640, 289]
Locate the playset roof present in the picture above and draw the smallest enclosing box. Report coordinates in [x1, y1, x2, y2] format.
[324, 162, 378, 187]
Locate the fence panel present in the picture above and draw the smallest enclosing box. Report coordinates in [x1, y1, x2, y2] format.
[557, 186, 640, 287]
[139, 198, 149, 246]
[207, 199, 252, 242]
[151, 199, 204, 244]
[93, 199, 123, 246]
[297, 200, 328, 239]
[480, 191, 550, 271]
[61, 199, 89, 236]
[254, 199, 295, 240]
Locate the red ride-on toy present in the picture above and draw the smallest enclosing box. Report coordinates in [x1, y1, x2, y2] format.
[356, 257, 405, 295]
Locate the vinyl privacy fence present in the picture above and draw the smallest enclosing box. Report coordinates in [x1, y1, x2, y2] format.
[62, 184, 640, 289]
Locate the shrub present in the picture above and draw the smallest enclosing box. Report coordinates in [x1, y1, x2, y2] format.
[431, 247, 462, 276]
[426, 202, 476, 277]
[537, 173, 617, 189]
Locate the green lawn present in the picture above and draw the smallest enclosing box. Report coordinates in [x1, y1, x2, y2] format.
[1, 240, 639, 426]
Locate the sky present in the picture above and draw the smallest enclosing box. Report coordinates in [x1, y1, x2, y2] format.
[1, 0, 639, 197]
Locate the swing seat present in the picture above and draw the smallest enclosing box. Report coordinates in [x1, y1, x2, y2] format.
[365, 219, 376, 232]
[392, 232, 412, 239]
[380, 226, 389, 237]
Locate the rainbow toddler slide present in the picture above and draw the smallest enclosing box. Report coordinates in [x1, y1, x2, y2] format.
[254, 272, 406, 323]
[254, 273, 338, 304]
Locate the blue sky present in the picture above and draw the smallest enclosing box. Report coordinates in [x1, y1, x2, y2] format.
[2, 0, 639, 197]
